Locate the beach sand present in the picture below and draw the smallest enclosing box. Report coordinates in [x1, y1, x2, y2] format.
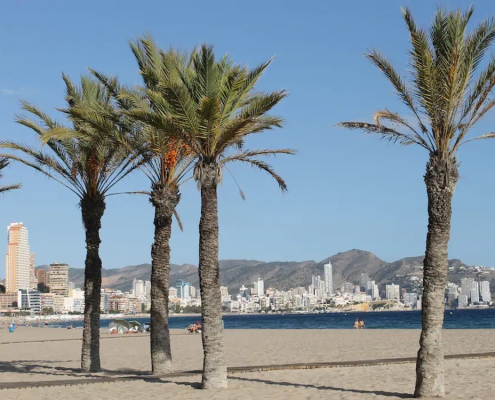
[1, 328, 495, 399]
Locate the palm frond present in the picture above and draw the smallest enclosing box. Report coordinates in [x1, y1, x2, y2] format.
[338, 122, 426, 148]
[0, 157, 21, 194]
[458, 131, 495, 146]
[173, 209, 184, 232]
[223, 157, 288, 193]
[343, 7, 495, 159]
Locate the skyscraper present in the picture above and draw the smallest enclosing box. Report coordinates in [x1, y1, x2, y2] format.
[134, 280, 144, 297]
[480, 281, 491, 303]
[5, 222, 31, 293]
[470, 281, 480, 304]
[254, 278, 264, 297]
[461, 278, 474, 300]
[324, 262, 333, 295]
[176, 280, 190, 299]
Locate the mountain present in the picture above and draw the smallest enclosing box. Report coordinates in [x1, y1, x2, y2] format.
[42, 249, 495, 295]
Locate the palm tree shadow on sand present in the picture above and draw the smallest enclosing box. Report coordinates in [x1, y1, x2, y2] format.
[143, 375, 413, 398]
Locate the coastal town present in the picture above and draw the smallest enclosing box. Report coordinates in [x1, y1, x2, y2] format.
[4, 4, 495, 398]
[1, 222, 492, 316]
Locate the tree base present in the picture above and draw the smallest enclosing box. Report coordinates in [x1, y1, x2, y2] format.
[151, 361, 172, 375]
[414, 369, 445, 398]
[201, 373, 228, 389]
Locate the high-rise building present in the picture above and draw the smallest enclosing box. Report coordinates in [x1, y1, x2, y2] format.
[369, 281, 380, 300]
[176, 280, 190, 299]
[5, 222, 31, 293]
[133, 279, 144, 297]
[386, 284, 400, 302]
[324, 262, 333, 295]
[254, 278, 264, 297]
[461, 278, 474, 299]
[366, 280, 379, 299]
[144, 280, 151, 295]
[48, 263, 69, 296]
[470, 281, 480, 304]
[403, 292, 418, 307]
[480, 281, 491, 303]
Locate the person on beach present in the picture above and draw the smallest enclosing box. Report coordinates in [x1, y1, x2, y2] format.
[359, 319, 365, 329]
[354, 319, 359, 329]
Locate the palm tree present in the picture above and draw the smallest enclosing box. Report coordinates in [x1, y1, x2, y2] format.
[0, 75, 140, 372]
[79, 38, 194, 374]
[339, 7, 495, 398]
[128, 43, 294, 388]
[0, 158, 21, 194]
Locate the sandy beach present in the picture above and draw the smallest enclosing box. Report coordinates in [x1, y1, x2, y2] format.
[1, 327, 495, 399]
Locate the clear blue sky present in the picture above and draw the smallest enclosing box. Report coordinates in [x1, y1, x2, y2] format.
[1, 0, 495, 276]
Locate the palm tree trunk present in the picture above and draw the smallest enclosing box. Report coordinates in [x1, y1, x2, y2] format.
[198, 164, 227, 389]
[414, 156, 458, 398]
[80, 195, 106, 373]
[149, 184, 179, 374]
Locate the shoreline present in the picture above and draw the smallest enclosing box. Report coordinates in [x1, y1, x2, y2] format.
[3, 307, 495, 327]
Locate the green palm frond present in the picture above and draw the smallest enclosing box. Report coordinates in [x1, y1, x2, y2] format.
[91, 41, 196, 190]
[102, 36, 292, 197]
[341, 6, 495, 158]
[223, 156, 289, 192]
[220, 149, 295, 193]
[0, 157, 21, 194]
[3, 75, 142, 200]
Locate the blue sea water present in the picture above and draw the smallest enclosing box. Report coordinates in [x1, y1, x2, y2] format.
[51, 309, 495, 330]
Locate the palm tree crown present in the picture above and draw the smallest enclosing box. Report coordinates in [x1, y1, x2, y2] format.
[0, 74, 140, 201]
[340, 6, 495, 160]
[124, 39, 295, 191]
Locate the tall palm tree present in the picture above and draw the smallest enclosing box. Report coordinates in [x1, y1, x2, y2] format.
[339, 7, 495, 398]
[117, 39, 194, 374]
[128, 43, 294, 388]
[0, 158, 21, 194]
[0, 75, 140, 373]
[71, 38, 194, 374]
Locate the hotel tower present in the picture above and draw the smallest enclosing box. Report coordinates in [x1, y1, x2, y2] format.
[5, 222, 31, 293]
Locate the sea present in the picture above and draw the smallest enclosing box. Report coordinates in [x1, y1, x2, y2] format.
[42, 309, 495, 330]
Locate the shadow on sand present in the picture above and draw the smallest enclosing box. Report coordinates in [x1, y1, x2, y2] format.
[142, 375, 413, 398]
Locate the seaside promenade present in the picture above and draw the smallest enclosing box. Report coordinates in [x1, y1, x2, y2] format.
[1, 328, 495, 399]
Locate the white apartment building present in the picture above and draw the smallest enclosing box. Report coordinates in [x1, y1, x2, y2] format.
[480, 281, 491, 303]
[254, 278, 264, 297]
[386, 284, 400, 302]
[324, 262, 333, 295]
